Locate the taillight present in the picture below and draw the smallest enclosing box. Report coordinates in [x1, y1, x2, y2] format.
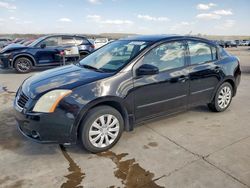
[91, 44, 95, 49]
[60, 50, 65, 56]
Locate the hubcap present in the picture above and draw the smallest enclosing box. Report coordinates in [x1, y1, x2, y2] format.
[218, 86, 232, 109]
[16, 59, 31, 72]
[89, 114, 120, 148]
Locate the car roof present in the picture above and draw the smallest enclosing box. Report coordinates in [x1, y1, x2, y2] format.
[43, 34, 87, 39]
[120, 34, 214, 44]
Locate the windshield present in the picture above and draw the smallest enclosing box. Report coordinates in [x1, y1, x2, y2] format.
[79, 40, 150, 72]
[28, 36, 47, 47]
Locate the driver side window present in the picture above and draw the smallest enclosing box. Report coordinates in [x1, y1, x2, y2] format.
[140, 41, 186, 72]
[39, 37, 59, 47]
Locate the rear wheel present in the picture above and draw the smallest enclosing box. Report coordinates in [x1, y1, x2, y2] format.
[79, 105, 124, 153]
[14, 57, 32, 73]
[79, 52, 89, 60]
[208, 82, 233, 112]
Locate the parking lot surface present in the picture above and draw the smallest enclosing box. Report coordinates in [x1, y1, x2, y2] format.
[0, 47, 250, 188]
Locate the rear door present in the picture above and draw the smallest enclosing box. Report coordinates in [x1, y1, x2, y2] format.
[133, 40, 189, 122]
[187, 40, 220, 105]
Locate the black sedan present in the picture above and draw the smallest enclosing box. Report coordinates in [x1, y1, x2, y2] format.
[0, 35, 95, 73]
[14, 35, 241, 153]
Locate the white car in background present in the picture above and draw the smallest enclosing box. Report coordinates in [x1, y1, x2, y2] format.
[241, 41, 250, 46]
[94, 38, 109, 49]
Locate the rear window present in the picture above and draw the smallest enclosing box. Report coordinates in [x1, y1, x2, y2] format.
[188, 41, 217, 65]
[75, 37, 90, 45]
[60, 36, 75, 46]
[95, 38, 108, 43]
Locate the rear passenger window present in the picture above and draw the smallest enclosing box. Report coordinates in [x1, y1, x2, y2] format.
[60, 37, 75, 46]
[75, 37, 90, 45]
[211, 47, 217, 60]
[218, 47, 229, 59]
[188, 41, 217, 65]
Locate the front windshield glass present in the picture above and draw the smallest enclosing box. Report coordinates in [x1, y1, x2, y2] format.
[28, 36, 47, 47]
[79, 40, 150, 72]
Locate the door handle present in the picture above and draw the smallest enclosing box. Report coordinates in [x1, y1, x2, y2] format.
[214, 66, 221, 73]
[178, 75, 189, 82]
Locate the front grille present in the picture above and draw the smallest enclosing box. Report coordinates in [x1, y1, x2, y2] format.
[17, 92, 29, 109]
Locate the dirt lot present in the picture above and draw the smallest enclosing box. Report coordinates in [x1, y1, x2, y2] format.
[0, 47, 250, 188]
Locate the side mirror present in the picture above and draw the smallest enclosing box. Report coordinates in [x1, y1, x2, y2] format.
[40, 43, 46, 49]
[136, 64, 159, 76]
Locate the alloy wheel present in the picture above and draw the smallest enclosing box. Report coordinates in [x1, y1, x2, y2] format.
[15, 58, 31, 72]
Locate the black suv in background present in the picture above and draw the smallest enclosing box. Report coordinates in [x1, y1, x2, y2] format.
[0, 38, 12, 48]
[0, 35, 95, 73]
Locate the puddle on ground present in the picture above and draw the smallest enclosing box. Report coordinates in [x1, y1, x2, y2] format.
[0, 176, 24, 188]
[7, 179, 24, 188]
[0, 86, 15, 94]
[60, 145, 85, 188]
[98, 151, 165, 188]
[0, 92, 23, 150]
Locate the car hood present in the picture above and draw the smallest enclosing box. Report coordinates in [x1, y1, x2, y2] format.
[22, 64, 113, 99]
[0, 43, 27, 53]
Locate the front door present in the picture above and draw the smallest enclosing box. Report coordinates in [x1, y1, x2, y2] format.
[34, 36, 61, 65]
[133, 40, 189, 122]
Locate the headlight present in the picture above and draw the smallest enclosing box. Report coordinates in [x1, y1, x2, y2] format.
[33, 89, 72, 113]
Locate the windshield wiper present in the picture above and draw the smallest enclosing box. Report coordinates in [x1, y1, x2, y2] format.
[80, 64, 104, 72]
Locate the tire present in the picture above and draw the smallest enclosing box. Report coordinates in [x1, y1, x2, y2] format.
[79, 52, 89, 61]
[208, 82, 233, 112]
[79, 105, 124, 153]
[14, 57, 32, 73]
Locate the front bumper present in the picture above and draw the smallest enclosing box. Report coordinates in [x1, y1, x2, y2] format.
[0, 54, 11, 69]
[14, 103, 76, 144]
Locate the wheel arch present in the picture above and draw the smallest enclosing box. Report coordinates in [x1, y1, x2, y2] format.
[223, 78, 236, 96]
[79, 50, 90, 55]
[12, 53, 36, 67]
[210, 77, 236, 103]
[73, 97, 133, 143]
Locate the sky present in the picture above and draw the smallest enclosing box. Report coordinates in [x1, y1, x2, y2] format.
[0, 0, 249, 35]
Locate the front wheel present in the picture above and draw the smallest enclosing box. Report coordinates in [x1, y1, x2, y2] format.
[79, 105, 124, 153]
[14, 57, 32, 73]
[208, 82, 233, 112]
